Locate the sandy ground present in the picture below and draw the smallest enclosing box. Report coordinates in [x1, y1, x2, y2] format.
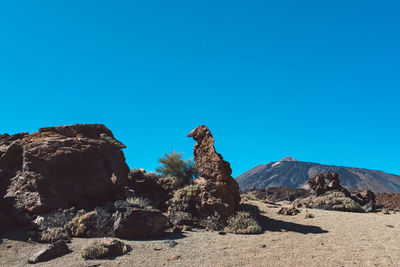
[1, 200, 400, 267]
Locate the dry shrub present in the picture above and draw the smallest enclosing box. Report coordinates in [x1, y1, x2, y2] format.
[169, 184, 201, 212]
[36, 227, 69, 243]
[225, 211, 262, 234]
[313, 191, 363, 212]
[65, 211, 101, 237]
[34, 208, 79, 231]
[126, 196, 152, 208]
[81, 239, 129, 259]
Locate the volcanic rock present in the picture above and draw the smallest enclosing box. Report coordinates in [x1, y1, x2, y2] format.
[28, 240, 69, 264]
[113, 204, 167, 239]
[168, 211, 194, 226]
[376, 193, 400, 210]
[127, 169, 174, 211]
[186, 125, 240, 220]
[0, 124, 130, 217]
[308, 172, 351, 197]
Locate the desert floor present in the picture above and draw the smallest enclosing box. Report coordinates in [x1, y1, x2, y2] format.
[1, 200, 399, 267]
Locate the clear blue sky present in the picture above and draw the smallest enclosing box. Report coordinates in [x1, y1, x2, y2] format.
[1, 1, 399, 177]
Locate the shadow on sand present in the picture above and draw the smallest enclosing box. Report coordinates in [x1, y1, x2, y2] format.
[258, 212, 328, 234]
[124, 231, 187, 242]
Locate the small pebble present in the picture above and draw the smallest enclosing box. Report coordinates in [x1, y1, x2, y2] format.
[164, 240, 178, 248]
[170, 255, 182, 261]
[257, 244, 266, 248]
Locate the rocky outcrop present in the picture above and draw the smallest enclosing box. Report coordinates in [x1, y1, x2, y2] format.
[306, 172, 378, 212]
[113, 200, 167, 239]
[0, 124, 130, 218]
[127, 169, 175, 211]
[186, 125, 240, 220]
[308, 172, 351, 197]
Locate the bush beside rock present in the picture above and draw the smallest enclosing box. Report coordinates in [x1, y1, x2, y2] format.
[81, 239, 129, 259]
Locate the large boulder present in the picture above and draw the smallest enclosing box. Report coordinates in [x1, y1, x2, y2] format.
[183, 125, 240, 220]
[28, 240, 69, 264]
[0, 124, 130, 217]
[127, 169, 175, 211]
[306, 172, 377, 212]
[113, 201, 167, 239]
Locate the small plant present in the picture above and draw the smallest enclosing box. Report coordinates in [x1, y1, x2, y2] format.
[65, 211, 102, 237]
[81, 239, 129, 259]
[169, 184, 201, 213]
[81, 241, 109, 259]
[126, 196, 152, 208]
[225, 211, 262, 234]
[156, 151, 199, 187]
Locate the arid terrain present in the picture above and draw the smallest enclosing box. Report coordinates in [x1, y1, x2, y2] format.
[1, 199, 399, 267]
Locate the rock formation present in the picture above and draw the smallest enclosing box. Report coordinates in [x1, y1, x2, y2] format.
[308, 172, 351, 197]
[186, 125, 240, 220]
[0, 124, 130, 218]
[307, 172, 378, 212]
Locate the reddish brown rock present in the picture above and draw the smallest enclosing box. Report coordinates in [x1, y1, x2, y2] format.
[187, 125, 240, 220]
[307, 172, 351, 197]
[0, 124, 130, 216]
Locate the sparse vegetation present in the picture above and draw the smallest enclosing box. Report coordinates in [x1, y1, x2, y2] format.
[81, 239, 129, 259]
[126, 196, 152, 208]
[302, 191, 364, 212]
[225, 211, 262, 234]
[156, 151, 199, 187]
[36, 227, 70, 243]
[240, 194, 259, 201]
[170, 184, 201, 212]
[81, 241, 109, 259]
[65, 211, 103, 237]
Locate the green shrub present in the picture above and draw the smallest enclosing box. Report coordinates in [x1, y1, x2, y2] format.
[156, 151, 199, 187]
[225, 211, 262, 234]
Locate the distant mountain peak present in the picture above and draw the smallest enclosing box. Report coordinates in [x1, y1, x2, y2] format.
[236, 158, 400, 193]
[280, 156, 297, 162]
